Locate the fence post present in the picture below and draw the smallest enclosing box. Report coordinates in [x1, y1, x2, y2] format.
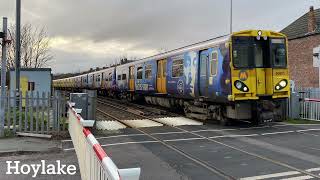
[19, 91, 22, 132]
[41, 92, 45, 134]
[47, 92, 50, 134]
[35, 91, 39, 133]
[12, 92, 16, 133]
[7, 91, 11, 132]
[24, 92, 28, 132]
[30, 91, 34, 132]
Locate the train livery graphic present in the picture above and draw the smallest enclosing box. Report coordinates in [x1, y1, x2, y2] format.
[53, 30, 290, 125]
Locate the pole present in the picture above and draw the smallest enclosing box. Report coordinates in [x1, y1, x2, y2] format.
[15, 0, 21, 93]
[230, 0, 233, 34]
[0, 17, 8, 137]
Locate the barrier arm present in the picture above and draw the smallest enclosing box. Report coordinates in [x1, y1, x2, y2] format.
[67, 101, 141, 180]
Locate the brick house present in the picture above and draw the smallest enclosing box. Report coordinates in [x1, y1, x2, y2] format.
[281, 6, 320, 88]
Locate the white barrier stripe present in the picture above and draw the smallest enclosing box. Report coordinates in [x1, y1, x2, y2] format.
[281, 175, 314, 180]
[261, 131, 294, 135]
[102, 157, 120, 180]
[240, 171, 300, 180]
[87, 134, 99, 147]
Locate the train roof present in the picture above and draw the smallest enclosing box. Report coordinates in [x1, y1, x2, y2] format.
[117, 34, 230, 68]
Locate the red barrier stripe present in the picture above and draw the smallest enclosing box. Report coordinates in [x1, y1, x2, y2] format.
[93, 144, 107, 161]
[305, 98, 320, 102]
[83, 128, 91, 137]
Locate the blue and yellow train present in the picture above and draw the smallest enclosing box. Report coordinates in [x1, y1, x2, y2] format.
[53, 30, 290, 125]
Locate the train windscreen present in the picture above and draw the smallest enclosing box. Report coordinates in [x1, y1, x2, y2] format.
[232, 37, 287, 68]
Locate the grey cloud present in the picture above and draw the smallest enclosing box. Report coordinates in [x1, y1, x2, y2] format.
[0, 0, 320, 73]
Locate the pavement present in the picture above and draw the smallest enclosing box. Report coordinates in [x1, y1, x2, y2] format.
[0, 137, 81, 180]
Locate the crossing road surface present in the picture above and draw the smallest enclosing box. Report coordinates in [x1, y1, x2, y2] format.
[62, 122, 320, 180]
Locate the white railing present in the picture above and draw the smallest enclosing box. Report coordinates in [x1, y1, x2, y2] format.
[68, 102, 141, 180]
[301, 98, 320, 121]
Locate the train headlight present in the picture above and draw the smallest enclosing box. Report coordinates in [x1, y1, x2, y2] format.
[235, 81, 242, 89]
[234, 80, 249, 92]
[279, 80, 287, 87]
[275, 79, 288, 90]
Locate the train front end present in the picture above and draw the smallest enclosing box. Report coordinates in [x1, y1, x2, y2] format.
[229, 30, 290, 124]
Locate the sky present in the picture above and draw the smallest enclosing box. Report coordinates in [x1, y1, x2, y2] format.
[0, 0, 319, 74]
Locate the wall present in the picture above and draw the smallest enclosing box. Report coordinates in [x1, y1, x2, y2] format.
[9, 70, 52, 94]
[288, 34, 320, 88]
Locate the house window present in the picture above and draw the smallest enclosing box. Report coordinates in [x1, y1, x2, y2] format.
[137, 67, 143, 79]
[210, 51, 218, 76]
[28, 82, 35, 91]
[117, 75, 121, 80]
[172, 59, 184, 77]
[145, 65, 152, 79]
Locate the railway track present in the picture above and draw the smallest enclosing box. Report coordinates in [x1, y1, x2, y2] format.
[96, 98, 320, 179]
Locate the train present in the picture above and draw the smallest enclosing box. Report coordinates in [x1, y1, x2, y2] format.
[53, 30, 290, 125]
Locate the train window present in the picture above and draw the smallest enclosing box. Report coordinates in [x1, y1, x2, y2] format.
[271, 39, 287, 68]
[108, 73, 112, 81]
[172, 59, 184, 77]
[130, 67, 134, 79]
[200, 54, 207, 76]
[210, 51, 218, 76]
[122, 74, 127, 80]
[137, 67, 143, 79]
[163, 61, 167, 77]
[117, 75, 121, 80]
[157, 62, 161, 77]
[145, 65, 152, 79]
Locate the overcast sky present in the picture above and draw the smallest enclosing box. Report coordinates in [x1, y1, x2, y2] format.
[0, 0, 319, 74]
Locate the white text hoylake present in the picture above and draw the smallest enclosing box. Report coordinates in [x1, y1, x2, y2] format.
[6, 160, 76, 178]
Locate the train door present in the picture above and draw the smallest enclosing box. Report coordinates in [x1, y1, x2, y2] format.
[156, 60, 167, 93]
[129, 66, 135, 91]
[256, 69, 266, 95]
[199, 50, 209, 97]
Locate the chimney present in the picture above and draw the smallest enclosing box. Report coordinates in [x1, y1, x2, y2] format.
[308, 6, 317, 33]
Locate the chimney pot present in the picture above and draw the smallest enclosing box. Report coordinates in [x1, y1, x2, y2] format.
[308, 6, 317, 33]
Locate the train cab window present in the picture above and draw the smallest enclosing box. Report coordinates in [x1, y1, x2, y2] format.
[271, 39, 287, 68]
[172, 59, 184, 78]
[145, 65, 152, 79]
[117, 75, 121, 80]
[137, 67, 143, 79]
[210, 51, 218, 76]
[122, 74, 127, 80]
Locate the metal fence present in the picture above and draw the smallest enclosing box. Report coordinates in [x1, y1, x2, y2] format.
[1, 90, 68, 135]
[289, 87, 320, 121]
[68, 102, 140, 180]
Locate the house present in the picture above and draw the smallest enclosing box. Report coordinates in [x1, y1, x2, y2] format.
[9, 68, 52, 98]
[281, 6, 320, 88]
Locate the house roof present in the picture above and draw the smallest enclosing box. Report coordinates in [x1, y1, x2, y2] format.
[280, 8, 320, 39]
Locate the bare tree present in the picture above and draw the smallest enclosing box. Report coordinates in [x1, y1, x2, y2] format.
[7, 23, 53, 69]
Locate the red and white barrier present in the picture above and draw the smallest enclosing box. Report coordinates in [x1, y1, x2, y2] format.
[67, 102, 141, 180]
